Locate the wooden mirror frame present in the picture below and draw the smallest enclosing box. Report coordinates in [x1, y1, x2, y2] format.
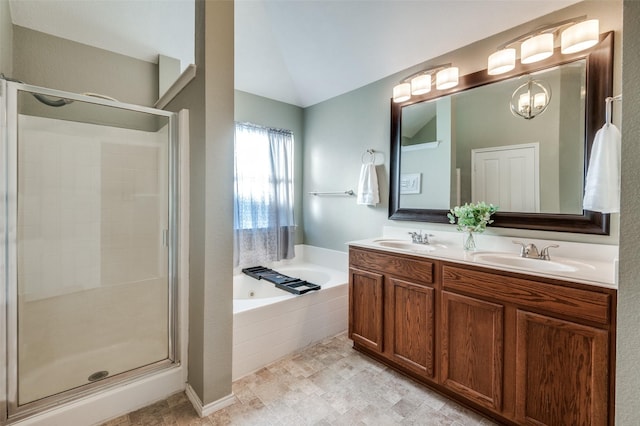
[389, 32, 614, 235]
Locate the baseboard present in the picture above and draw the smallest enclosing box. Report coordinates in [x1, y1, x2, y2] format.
[185, 384, 236, 418]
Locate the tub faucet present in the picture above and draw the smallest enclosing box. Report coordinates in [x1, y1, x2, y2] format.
[408, 231, 432, 245]
[512, 241, 559, 260]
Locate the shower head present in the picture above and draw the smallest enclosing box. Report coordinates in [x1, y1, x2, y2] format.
[1, 74, 74, 107]
[1, 75, 119, 108]
[32, 93, 74, 107]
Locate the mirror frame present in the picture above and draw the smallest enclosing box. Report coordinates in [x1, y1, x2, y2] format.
[389, 32, 614, 235]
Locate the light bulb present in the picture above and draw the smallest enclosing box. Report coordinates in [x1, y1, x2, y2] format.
[488, 48, 516, 75]
[436, 67, 459, 90]
[534, 92, 547, 109]
[411, 74, 432, 96]
[521, 33, 554, 64]
[392, 83, 411, 103]
[561, 19, 599, 54]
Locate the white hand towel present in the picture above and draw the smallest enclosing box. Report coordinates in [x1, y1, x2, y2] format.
[357, 163, 380, 206]
[583, 123, 621, 213]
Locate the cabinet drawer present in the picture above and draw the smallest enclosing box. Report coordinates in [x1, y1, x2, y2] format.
[442, 265, 610, 325]
[350, 249, 434, 284]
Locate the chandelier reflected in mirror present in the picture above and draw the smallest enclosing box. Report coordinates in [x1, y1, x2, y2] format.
[510, 79, 552, 120]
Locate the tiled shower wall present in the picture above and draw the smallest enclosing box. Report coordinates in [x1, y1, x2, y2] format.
[17, 115, 167, 300]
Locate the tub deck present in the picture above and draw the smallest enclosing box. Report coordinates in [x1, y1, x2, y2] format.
[232, 245, 348, 380]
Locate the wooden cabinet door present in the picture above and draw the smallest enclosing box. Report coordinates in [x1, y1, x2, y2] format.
[441, 291, 504, 412]
[388, 277, 435, 379]
[515, 310, 609, 426]
[349, 267, 384, 352]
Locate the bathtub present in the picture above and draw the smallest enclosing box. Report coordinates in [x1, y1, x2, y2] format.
[232, 245, 348, 380]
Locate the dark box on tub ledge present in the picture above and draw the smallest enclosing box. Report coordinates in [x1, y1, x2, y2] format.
[241, 266, 321, 295]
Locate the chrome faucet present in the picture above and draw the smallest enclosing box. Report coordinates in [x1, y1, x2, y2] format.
[408, 230, 433, 245]
[512, 241, 559, 260]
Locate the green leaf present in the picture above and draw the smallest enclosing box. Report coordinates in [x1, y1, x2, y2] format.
[447, 202, 499, 233]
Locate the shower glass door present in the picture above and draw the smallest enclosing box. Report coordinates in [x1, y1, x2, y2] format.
[4, 82, 177, 416]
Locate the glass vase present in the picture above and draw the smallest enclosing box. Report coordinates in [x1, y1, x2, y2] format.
[463, 230, 477, 251]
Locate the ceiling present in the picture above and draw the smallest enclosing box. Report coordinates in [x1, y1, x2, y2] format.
[9, 0, 580, 108]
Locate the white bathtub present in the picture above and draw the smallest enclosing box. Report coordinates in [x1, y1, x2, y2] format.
[232, 245, 348, 380]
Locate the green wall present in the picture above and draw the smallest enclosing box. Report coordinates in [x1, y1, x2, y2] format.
[303, 77, 391, 251]
[302, 1, 622, 252]
[405, 116, 436, 145]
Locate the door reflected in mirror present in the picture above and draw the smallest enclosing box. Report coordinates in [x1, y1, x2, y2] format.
[399, 60, 586, 214]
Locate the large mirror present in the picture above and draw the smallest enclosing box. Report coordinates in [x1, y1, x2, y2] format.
[389, 32, 613, 234]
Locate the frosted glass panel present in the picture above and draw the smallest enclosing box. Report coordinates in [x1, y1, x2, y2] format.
[16, 91, 170, 405]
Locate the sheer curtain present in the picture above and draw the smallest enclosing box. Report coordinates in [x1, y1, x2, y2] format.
[234, 122, 296, 268]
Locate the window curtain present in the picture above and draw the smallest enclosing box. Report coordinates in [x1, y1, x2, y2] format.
[234, 122, 296, 268]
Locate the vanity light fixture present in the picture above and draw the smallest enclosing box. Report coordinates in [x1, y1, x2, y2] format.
[392, 63, 457, 103]
[487, 16, 600, 75]
[510, 79, 551, 120]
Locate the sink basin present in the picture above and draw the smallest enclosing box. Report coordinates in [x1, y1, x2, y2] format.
[471, 252, 591, 273]
[377, 240, 436, 252]
[372, 239, 446, 253]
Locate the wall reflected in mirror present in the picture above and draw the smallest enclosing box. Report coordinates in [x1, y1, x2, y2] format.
[399, 59, 586, 214]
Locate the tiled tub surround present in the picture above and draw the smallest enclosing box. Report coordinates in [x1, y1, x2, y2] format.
[349, 226, 618, 288]
[232, 245, 348, 380]
[16, 115, 170, 405]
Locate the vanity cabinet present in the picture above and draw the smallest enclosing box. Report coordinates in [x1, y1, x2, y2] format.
[349, 248, 437, 382]
[440, 290, 504, 412]
[443, 264, 613, 425]
[388, 276, 436, 379]
[348, 246, 616, 426]
[514, 311, 609, 425]
[348, 267, 384, 352]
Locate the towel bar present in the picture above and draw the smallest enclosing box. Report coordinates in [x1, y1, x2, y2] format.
[309, 190, 355, 196]
[361, 149, 375, 164]
[605, 94, 622, 125]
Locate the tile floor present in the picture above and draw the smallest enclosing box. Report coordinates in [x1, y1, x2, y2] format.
[101, 333, 497, 425]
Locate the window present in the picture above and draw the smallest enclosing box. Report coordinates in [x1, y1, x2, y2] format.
[233, 122, 295, 267]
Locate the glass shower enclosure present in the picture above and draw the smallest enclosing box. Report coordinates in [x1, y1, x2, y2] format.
[0, 79, 178, 421]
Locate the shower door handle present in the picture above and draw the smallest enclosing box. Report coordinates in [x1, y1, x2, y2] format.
[162, 229, 169, 247]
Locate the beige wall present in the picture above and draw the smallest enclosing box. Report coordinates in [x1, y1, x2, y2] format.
[0, 0, 12, 77]
[165, 0, 234, 406]
[616, 1, 640, 422]
[12, 25, 158, 107]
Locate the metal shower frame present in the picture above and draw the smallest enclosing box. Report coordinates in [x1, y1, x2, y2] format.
[0, 79, 180, 423]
